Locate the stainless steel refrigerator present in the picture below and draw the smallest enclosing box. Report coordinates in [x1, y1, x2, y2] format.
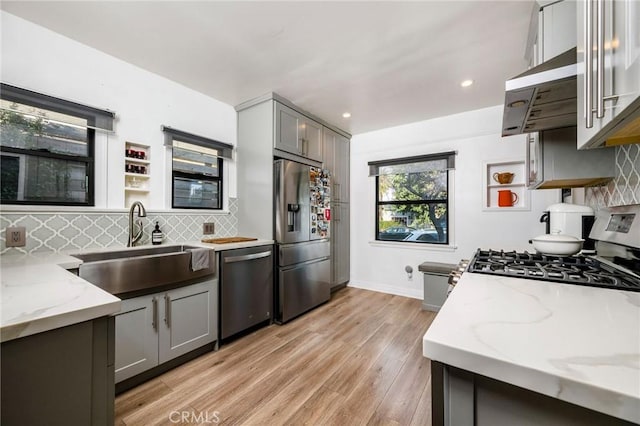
[274, 159, 331, 323]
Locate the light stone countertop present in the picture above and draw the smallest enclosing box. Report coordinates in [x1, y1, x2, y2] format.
[1, 254, 121, 343]
[0, 239, 273, 343]
[422, 272, 640, 424]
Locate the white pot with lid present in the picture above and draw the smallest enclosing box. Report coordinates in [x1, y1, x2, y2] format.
[530, 230, 584, 255]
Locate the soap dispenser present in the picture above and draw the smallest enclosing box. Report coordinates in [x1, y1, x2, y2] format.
[152, 221, 163, 245]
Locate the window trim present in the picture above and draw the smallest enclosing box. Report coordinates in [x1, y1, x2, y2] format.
[162, 126, 233, 159]
[368, 151, 456, 176]
[0, 83, 115, 132]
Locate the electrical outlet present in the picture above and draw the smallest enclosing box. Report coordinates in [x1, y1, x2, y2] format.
[6, 226, 26, 247]
[203, 222, 215, 235]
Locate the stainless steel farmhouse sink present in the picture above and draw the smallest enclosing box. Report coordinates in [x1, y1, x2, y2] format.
[73, 245, 215, 298]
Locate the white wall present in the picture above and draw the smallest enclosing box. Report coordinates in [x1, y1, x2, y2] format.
[350, 105, 560, 299]
[0, 12, 237, 210]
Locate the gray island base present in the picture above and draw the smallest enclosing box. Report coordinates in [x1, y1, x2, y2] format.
[431, 361, 637, 426]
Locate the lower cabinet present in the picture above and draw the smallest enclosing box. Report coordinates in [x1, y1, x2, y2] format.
[431, 361, 636, 426]
[1, 317, 115, 425]
[114, 279, 217, 383]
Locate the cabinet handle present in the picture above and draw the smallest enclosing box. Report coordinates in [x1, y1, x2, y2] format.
[334, 206, 340, 222]
[224, 251, 272, 263]
[526, 134, 532, 187]
[164, 294, 171, 327]
[333, 183, 340, 201]
[585, 0, 594, 128]
[152, 297, 158, 331]
[596, 0, 604, 119]
[584, 0, 593, 129]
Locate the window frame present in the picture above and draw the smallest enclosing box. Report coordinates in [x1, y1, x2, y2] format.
[371, 151, 455, 245]
[163, 126, 231, 211]
[0, 94, 98, 206]
[171, 158, 223, 210]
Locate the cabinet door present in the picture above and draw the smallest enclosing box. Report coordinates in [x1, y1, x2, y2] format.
[611, 0, 640, 114]
[331, 202, 350, 286]
[275, 102, 302, 155]
[322, 127, 336, 172]
[158, 279, 217, 364]
[323, 128, 350, 202]
[334, 134, 350, 202]
[303, 118, 323, 162]
[114, 295, 158, 383]
[577, 0, 640, 148]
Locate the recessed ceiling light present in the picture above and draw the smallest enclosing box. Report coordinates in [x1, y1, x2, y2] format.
[342, 112, 351, 118]
[460, 79, 474, 88]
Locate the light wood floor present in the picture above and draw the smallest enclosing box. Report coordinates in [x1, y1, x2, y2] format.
[115, 287, 437, 426]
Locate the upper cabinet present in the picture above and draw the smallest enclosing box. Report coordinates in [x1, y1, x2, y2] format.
[537, 0, 577, 65]
[577, 0, 640, 149]
[275, 102, 323, 162]
[235, 93, 351, 240]
[322, 127, 350, 202]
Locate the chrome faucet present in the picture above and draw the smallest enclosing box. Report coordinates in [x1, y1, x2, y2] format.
[127, 201, 147, 247]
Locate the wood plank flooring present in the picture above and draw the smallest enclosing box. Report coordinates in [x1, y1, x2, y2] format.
[115, 287, 437, 426]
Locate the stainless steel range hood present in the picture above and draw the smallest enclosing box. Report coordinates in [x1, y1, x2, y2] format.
[502, 48, 577, 137]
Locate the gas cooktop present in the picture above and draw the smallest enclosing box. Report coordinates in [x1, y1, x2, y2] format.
[467, 249, 640, 292]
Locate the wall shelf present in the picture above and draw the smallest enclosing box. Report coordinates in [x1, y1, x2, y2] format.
[125, 141, 151, 207]
[483, 159, 530, 211]
[125, 172, 150, 179]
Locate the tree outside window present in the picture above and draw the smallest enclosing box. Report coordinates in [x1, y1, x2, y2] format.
[372, 153, 453, 244]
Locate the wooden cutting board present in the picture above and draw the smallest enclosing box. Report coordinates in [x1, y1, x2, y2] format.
[201, 236, 258, 244]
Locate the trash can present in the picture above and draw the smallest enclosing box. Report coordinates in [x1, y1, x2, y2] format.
[419, 261, 456, 312]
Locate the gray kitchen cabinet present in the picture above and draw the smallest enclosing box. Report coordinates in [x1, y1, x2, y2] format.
[323, 127, 350, 202]
[537, 0, 576, 65]
[236, 93, 351, 241]
[114, 279, 217, 383]
[431, 362, 635, 426]
[323, 126, 351, 288]
[577, 0, 640, 149]
[275, 102, 323, 162]
[159, 280, 217, 363]
[114, 294, 158, 382]
[2, 316, 115, 425]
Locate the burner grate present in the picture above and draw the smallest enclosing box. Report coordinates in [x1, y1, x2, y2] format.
[467, 249, 640, 291]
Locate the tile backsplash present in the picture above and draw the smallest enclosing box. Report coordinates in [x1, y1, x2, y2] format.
[585, 144, 640, 209]
[0, 198, 238, 255]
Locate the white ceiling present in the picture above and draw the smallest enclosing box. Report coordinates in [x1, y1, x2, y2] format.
[0, 1, 535, 135]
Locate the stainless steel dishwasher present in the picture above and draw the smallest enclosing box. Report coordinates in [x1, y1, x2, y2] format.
[220, 245, 274, 340]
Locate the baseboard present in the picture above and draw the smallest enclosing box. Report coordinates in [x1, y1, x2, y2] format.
[347, 280, 422, 300]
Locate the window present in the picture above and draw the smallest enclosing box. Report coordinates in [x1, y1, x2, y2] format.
[369, 151, 455, 244]
[0, 84, 114, 206]
[163, 126, 233, 210]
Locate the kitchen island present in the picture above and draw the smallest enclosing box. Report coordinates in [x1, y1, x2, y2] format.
[423, 272, 640, 425]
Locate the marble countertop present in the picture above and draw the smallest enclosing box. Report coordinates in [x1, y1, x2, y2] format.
[423, 272, 640, 424]
[1, 254, 121, 343]
[0, 239, 273, 343]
